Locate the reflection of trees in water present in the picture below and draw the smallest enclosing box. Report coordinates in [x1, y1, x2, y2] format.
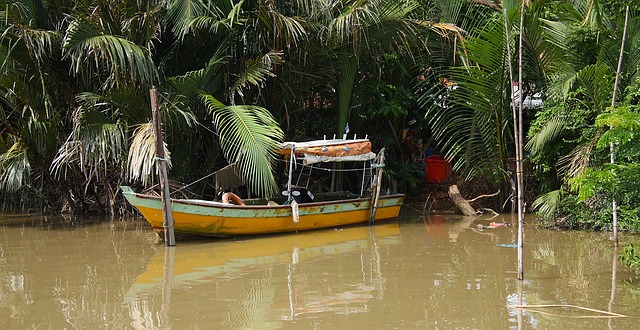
[528, 234, 612, 304]
[50, 265, 140, 329]
[532, 243, 556, 267]
[222, 275, 281, 329]
[522, 232, 632, 328]
[0, 220, 152, 329]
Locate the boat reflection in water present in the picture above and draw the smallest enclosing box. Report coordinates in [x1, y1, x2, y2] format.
[125, 222, 401, 329]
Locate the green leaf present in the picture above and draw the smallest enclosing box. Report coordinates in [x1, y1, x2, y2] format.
[201, 93, 284, 197]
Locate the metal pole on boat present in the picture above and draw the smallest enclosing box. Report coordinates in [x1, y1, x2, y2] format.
[369, 148, 385, 223]
[151, 87, 176, 246]
[287, 147, 295, 203]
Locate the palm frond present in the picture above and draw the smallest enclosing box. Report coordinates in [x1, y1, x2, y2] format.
[420, 14, 512, 184]
[229, 51, 284, 103]
[2, 1, 32, 25]
[0, 139, 31, 193]
[574, 63, 613, 114]
[558, 142, 592, 179]
[526, 116, 567, 152]
[50, 106, 126, 182]
[532, 189, 563, 219]
[49, 136, 80, 180]
[165, 0, 211, 40]
[62, 16, 158, 88]
[540, 18, 571, 51]
[18, 28, 61, 64]
[547, 66, 577, 101]
[337, 54, 358, 136]
[127, 122, 170, 186]
[187, 15, 232, 35]
[330, 0, 377, 47]
[201, 93, 284, 197]
[258, 1, 307, 48]
[167, 44, 229, 100]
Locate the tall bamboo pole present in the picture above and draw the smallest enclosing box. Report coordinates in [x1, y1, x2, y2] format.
[515, 0, 526, 281]
[503, 0, 525, 281]
[609, 6, 630, 247]
[151, 88, 176, 246]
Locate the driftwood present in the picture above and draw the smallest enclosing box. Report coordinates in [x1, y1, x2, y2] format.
[507, 304, 627, 318]
[448, 185, 500, 216]
[448, 185, 477, 216]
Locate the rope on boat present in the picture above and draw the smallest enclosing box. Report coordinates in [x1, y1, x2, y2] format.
[169, 163, 236, 197]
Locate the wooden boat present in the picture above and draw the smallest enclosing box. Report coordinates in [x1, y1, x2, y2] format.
[121, 138, 404, 238]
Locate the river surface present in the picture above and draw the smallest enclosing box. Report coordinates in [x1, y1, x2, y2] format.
[1, 211, 639, 329]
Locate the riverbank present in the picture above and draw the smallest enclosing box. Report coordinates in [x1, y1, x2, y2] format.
[404, 176, 503, 216]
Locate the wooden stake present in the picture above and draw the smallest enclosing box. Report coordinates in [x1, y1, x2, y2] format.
[151, 88, 175, 246]
[369, 148, 385, 223]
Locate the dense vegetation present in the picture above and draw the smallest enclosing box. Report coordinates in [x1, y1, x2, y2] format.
[1, 0, 640, 254]
[0, 0, 473, 214]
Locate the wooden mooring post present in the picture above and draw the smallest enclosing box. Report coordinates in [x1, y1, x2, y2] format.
[369, 148, 385, 223]
[150, 87, 175, 246]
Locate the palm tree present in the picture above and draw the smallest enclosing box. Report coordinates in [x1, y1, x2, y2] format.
[418, 0, 585, 211]
[0, 0, 287, 213]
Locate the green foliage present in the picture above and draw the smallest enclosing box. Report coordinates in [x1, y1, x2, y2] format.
[364, 82, 411, 118]
[420, 13, 512, 186]
[595, 106, 640, 152]
[531, 189, 563, 220]
[620, 244, 640, 274]
[385, 160, 425, 193]
[553, 193, 612, 231]
[561, 105, 640, 232]
[201, 93, 284, 197]
[525, 1, 640, 234]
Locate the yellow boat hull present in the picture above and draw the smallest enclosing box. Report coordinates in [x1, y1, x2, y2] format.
[121, 186, 404, 237]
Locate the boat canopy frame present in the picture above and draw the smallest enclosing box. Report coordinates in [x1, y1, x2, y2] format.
[279, 137, 383, 203]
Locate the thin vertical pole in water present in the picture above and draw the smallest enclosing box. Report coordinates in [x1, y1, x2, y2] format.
[516, 0, 526, 281]
[160, 246, 175, 327]
[370, 148, 385, 223]
[505, 0, 526, 282]
[151, 87, 175, 246]
[608, 246, 618, 329]
[609, 6, 629, 247]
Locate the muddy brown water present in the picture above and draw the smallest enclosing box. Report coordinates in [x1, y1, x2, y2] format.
[1, 211, 639, 329]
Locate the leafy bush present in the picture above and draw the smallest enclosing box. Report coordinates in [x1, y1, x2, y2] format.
[620, 244, 640, 274]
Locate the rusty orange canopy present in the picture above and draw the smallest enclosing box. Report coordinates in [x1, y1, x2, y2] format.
[280, 139, 376, 164]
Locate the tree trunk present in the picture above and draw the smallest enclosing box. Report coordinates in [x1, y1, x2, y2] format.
[448, 185, 477, 216]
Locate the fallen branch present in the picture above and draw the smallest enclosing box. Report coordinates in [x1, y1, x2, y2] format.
[448, 185, 477, 216]
[468, 189, 500, 203]
[448, 185, 501, 217]
[507, 304, 627, 318]
[479, 208, 499, 216]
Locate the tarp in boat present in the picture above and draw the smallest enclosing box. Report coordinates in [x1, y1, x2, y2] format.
[280, 139, 376, 165]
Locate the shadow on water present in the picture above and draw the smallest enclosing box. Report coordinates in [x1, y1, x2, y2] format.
[1, 211, 640, 329]
[0, 213, 116, 230]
